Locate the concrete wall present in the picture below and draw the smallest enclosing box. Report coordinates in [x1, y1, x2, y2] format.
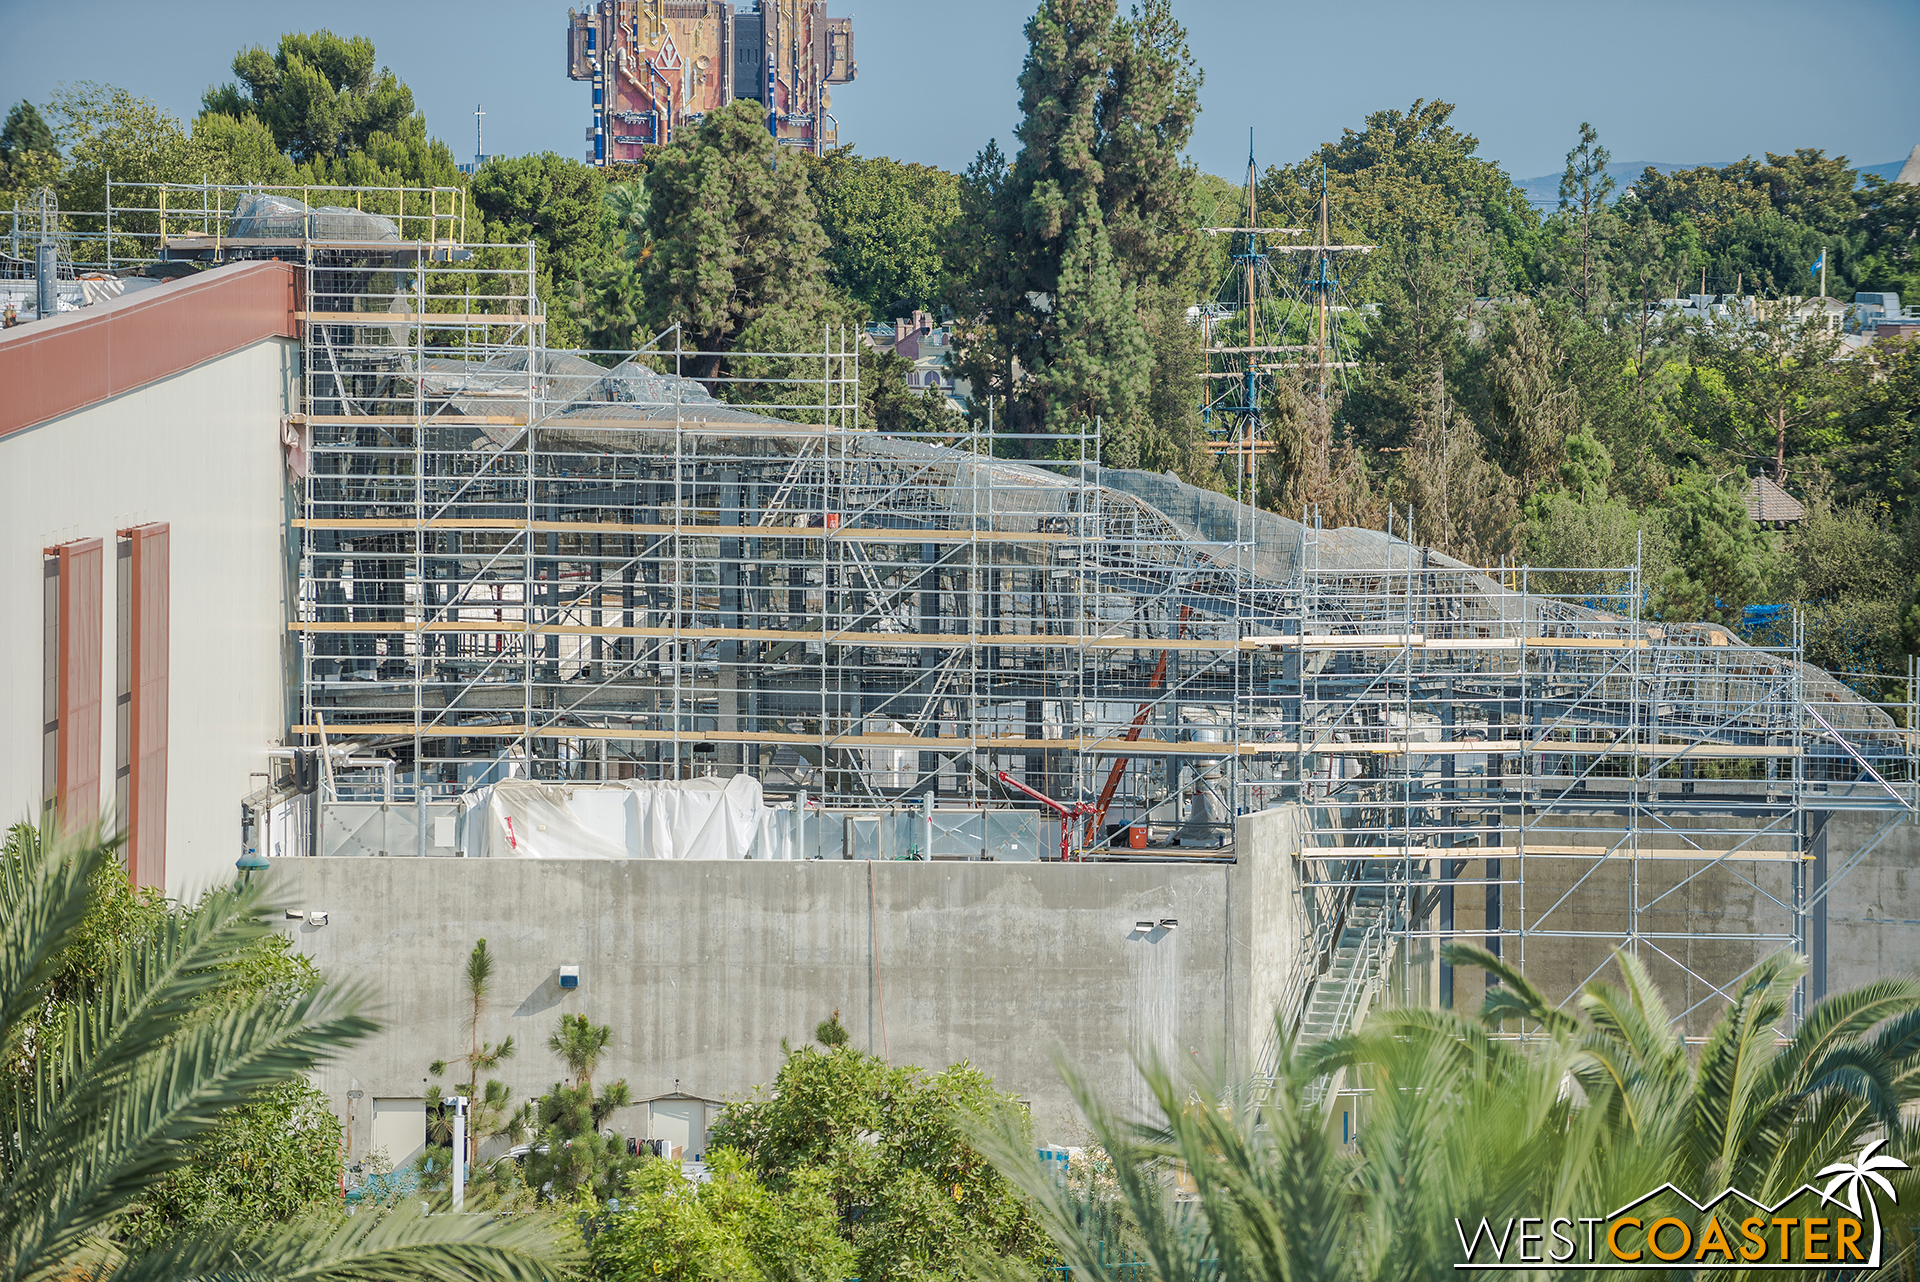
[1826, 810, 1920, 996]
[1437, 809, 1915, 1031]
[1236, 805, 1312, 1066]
[0, 338, 297, 894]
[266, 811, 1308, 1151]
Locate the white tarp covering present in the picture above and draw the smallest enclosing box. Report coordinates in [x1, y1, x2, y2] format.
[460, 776, 790, 860]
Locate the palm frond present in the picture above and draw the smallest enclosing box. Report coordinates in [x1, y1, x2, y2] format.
[0, 825, 110, 1059]
[2, 880, 378, 1273]
[1441, 941, 1583, 1038]
[104, 1201, 578, 1282]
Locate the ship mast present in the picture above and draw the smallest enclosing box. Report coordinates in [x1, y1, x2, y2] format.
[1197, 136, 1375, 507]
[1245, 149, 1258, 496]
[1315, 162, 1329, 394]
[1196, 137, 1303, 502]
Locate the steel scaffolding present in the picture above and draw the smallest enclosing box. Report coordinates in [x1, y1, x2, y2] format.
[70, 183, 1917, 1033]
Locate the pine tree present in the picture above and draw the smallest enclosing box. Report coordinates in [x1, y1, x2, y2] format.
[959, 0, 1203, 460]
[1557, 121, 1616, 314]
[1096, 0, 1201, 288]
[203, 32, 418, 164]
[1652, 469, 1779, 625]
[638, 99, 831, 384]
[0, 100, 57, 166]
[1028, 193, 1153, 439]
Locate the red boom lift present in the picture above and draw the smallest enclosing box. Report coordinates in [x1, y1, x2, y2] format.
[995, 771, 1093, 862]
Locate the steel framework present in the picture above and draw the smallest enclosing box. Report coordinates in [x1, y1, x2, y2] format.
[61, 182, 1917, 1035]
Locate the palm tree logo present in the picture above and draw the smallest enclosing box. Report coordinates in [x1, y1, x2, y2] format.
[1817, 1138, 1909, 1267]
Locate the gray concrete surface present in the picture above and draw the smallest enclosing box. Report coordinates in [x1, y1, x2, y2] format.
[270, 807, 1308, 1152]
[1827, 810, 1920, 996]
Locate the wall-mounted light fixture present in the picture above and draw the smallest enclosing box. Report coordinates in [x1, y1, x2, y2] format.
[1132, 920, 1156, 934]
[560, 965, 580, 989]
[1158, 918, 1178, 930]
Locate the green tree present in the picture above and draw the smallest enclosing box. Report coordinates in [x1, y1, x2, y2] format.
[1831, 327, 1920, 509]
[1094, 0, 1203, 288]
[203, 31, 416, 164]
[577, 178, 650, 351]
[1852, 176, 1920, 298]
[191, 110, 296, 185]
[709, 1038, 1047, 1281]
[815, 1010, 850, 1047]
[1001, 0, 1152, 442]
[1479, 302, 1582, 493]
[1608, 208, 1699, 402]
[45, 83, 220, 254]
[1131, 280, 1215, 480]
[1651, 467, 1779, 624]
[592, 1151, 853, 1282]
[1625, 158, 1773, 241]
[953, 0, 1202, 458]
[1344, 217, 1496, 453]
[1554, 121, 1615, 314]
[806, 148, 960, 319]
[1674, 307, 1846, 484]
[471, 152, 610, 349]
[1620, 151, 1867, 298]
[0, 825, 573, 1279]
[1522, 428, 1678, 597]
[547, 1011, 612, 1089]
[523, 1012, 636, 1201]
[121, 1079, 344, 1248]
[0, 100, 57, 164]
[1258, 99, 1539, 293]
[944, 140, 1021, 427]
[1260, 374, 1379, 529]
[427, 938, 527, 1163]
[1391, 364, 1517, 566]
[1784, 502, 1911, 693]
[637, 99, 832, 383]
[0, 100, 59, 190]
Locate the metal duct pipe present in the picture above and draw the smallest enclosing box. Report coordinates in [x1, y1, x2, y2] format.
[35, 188, 57, 320]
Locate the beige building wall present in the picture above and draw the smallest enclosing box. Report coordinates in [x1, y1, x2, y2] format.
[0, 337, 298, 895]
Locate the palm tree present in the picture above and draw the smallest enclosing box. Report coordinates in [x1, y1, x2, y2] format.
[982, 945, 1920, 1282]
[1451, 944, 1920, 1216]
[0, 826, 575, 1281]
[547, 1012, 612, 1090]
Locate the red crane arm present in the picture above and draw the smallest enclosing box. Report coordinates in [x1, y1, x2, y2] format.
[1084, 606, 1191, 846]
[996, 770, 1070, 818]
[996, 771, 1090, 861]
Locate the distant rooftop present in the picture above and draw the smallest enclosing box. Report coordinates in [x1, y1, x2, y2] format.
[1746, 475, 1806, 525]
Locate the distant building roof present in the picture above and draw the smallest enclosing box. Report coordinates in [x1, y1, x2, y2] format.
[1746, 475, 1806, 524]
[1898, 144, 1920, 186]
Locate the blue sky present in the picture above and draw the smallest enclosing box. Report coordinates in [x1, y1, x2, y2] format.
[1, 0, 1915, 182]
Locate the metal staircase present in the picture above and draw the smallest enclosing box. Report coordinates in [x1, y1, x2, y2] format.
[1248, 857, 1399, 1115]
[1297, 861, 1397, 1113]
[1297, 878, 1393, 1050]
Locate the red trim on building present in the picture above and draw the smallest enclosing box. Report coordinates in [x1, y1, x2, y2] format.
[44, 538, 104, 831]
[0, 260, 298, 440]
[117, 524, 169, 888]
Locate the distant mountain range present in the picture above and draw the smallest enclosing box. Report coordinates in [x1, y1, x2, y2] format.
[1515, 159, 1907, 212]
